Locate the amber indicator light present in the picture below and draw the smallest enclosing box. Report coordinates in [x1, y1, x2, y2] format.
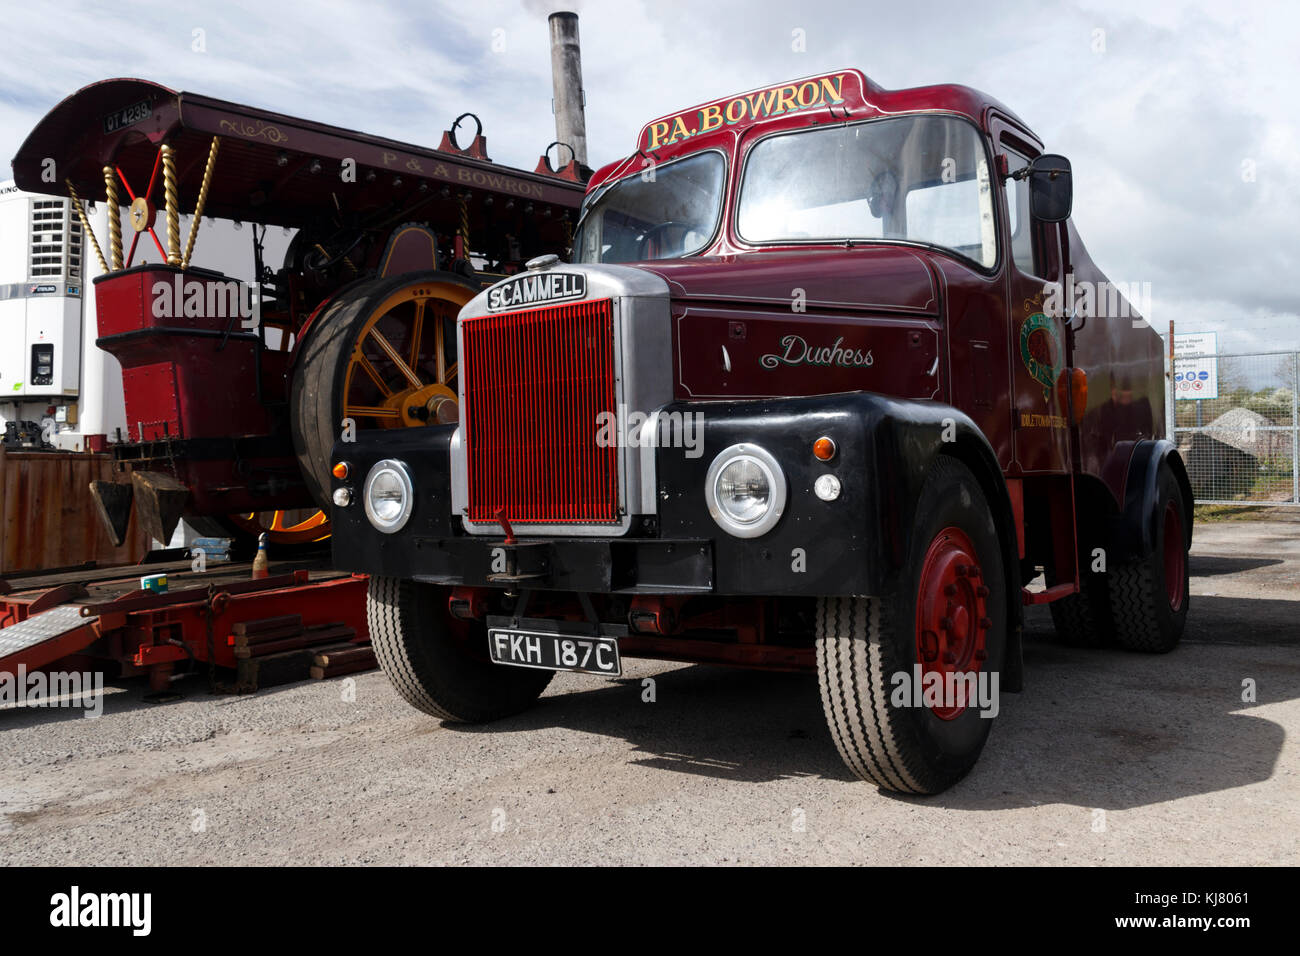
[813, 437, 837, 461]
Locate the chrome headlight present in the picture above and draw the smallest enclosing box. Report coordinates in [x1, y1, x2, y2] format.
[363, 459, 414, 533]
[705, 443, 786, 538]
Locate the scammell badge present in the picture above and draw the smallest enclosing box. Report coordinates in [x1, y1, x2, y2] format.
[486, 271, 588, 312]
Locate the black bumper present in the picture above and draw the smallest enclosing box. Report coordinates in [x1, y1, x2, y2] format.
[329, 392, 981, 597]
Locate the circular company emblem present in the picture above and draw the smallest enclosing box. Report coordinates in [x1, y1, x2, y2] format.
[1018, 312, 1064, 401]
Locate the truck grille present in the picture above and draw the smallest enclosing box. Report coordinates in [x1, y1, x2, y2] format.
[462, 298, 619, 525]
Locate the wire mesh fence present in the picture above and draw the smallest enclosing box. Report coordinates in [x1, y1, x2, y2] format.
[1169, 349, 1298, 505]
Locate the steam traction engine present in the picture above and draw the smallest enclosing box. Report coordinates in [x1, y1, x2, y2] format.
[12, 78, 587, 547]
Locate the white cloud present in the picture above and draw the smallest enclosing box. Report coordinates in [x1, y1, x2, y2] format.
[2, 0, 1296, 348]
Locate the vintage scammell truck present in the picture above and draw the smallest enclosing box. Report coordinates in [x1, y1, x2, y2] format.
[330, 70, 1190, 793]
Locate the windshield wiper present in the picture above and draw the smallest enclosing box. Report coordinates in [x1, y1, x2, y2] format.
[572, 148, 660, 242]
[572, 180, 616, 240]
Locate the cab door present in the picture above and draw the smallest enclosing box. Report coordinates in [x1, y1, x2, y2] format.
[997, 130, 1072, 475]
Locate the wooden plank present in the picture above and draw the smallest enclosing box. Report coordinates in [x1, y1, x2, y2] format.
[231, 614, 303, 636]
[310, 658, 376, 680]
[302, 624, 355, 642]
[232, 635, 312, 659]
[233, 647, 317, 691]
[229, 625, 305, 647]
[312, 645, 375, 668]
[0, 451, 150, 574]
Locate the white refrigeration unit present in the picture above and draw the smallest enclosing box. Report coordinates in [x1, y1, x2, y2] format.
[0, 182, 88, 447]
[1, 180, 291, 451]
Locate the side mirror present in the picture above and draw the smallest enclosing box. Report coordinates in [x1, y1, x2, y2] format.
[1029, 153, 1072, 222]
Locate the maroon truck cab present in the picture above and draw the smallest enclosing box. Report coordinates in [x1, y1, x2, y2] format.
[332, 70, 1192, 794]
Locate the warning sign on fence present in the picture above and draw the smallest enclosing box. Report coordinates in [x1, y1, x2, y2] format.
[1173, 332, 1219, 400]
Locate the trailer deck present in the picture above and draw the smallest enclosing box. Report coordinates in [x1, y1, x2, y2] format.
[0, 556, 369, 691]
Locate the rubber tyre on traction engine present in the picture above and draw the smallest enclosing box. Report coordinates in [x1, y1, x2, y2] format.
[290, 270, 477, 509]
[816, 456, 1007, 794]
[367, 576, 553, 722]
[1107, 466, 1190, 653]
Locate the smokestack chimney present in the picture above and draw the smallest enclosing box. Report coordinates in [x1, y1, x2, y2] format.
[548, 11, 587, 168]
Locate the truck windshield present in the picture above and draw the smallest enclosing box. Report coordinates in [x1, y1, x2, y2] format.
[573, 151, 725, 263]
[736, 114, 997, 269]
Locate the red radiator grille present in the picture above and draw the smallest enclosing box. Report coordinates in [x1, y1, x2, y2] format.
[463, 298, 619, 524]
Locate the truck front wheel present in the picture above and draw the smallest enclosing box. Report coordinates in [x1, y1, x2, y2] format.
[367, 576, 553, 722]
[816, 457, 1007, 794]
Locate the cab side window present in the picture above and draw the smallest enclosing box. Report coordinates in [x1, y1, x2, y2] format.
[1004, 148, 1036, 276]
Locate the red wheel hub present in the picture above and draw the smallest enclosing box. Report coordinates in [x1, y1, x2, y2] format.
[1163, 501, 1186, 611]
[915, 526, 990, 720]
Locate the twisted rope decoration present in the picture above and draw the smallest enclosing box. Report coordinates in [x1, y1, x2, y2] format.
[161, 144, 180, 265]
[458, 195, 470, 253]
[181, 137, 220, 269]
[66, 179, 108, 274]
[103, 166, 123, 271]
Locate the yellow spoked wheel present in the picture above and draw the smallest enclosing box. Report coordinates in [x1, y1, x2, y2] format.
[341, 280, 468, 431]
[290, 270, 480, 511]
[225, 509, 332, 546]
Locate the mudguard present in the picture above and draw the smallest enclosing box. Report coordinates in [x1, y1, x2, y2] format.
[328, 391, 1024, 688]
[1113, 439, 1193, 560]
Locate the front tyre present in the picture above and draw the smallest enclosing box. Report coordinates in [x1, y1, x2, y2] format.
[368, 576, 552, 722]
[816, 457, 1007, 794]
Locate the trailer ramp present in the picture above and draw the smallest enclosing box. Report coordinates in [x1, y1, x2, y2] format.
[0, 606, 99, 673]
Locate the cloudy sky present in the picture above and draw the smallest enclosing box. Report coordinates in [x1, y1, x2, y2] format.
[1, 0, 1296, 351]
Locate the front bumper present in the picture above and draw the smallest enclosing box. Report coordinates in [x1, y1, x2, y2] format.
[330, 393, 925, 596]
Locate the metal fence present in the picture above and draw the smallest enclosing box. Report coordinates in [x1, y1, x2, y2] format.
[1168, 349, 1299, 506]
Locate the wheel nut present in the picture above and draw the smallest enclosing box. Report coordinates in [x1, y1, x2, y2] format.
[976, 585, 989, 597]
[979, 616, 993, 629]
[944, 584, 957, 597]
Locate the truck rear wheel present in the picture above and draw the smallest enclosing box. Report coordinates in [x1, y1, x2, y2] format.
[1048, 535, 1114, 646]
[367, 576, 553, 722]
[816, 457, 1006, 794]
[1048, 573, 1113, 646]
[1107, 467, 1190, 653]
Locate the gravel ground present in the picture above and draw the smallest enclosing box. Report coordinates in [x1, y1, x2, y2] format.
[1, 514, 1297, 866]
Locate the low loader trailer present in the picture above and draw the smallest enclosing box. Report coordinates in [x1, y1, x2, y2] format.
[332, 70, 1191, 794]
[0, 556, 369, 695]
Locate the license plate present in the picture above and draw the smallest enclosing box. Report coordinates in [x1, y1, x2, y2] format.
[488, 627, 621, 676]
